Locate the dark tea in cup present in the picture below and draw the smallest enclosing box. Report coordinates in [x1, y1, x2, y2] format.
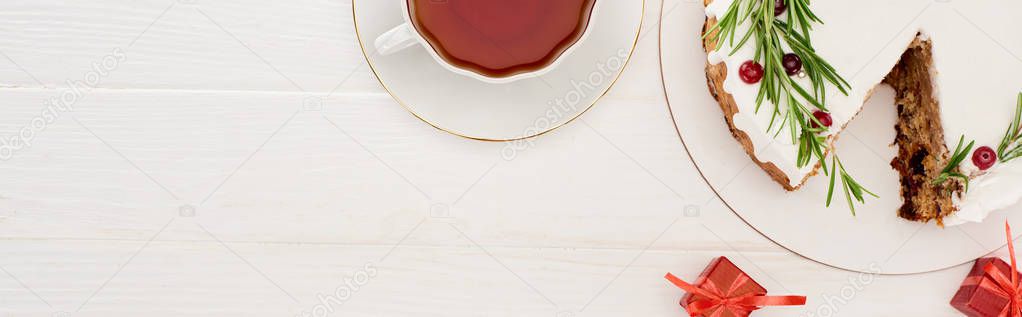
[407, 0, 597, 78]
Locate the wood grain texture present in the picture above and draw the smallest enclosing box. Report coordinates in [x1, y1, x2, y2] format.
[0, 0, 974, 316]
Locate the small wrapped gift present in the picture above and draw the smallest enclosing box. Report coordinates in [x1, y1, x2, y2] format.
[950, 222, 1022, 317]
[665, 256, 806, 317]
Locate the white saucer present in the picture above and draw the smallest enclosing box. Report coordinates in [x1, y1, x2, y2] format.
[353, 0, 643, 141]
[659, 0, 1022, 274]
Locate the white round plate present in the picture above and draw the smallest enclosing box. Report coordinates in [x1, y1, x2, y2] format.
[353, 0, 643, 141]
[659, 0, 1022, 274]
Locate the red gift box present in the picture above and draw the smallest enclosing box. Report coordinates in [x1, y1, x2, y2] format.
[665, 256, 805, 317]
[951, 258, 1016, 316]
[950, 222, 1022, 317]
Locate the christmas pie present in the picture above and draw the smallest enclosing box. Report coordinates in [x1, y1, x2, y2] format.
[701, 0, 1022, 225]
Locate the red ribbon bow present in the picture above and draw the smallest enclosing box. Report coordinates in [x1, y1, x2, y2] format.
[966, 221, 1022, 317]
[664, 271, 805, 317]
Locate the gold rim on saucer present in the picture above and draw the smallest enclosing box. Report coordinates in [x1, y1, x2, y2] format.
[352, 0, 645, 142]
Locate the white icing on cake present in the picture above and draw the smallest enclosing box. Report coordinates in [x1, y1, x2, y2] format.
[947, 163, 1022, 226]
[705, 0, 1022, 225]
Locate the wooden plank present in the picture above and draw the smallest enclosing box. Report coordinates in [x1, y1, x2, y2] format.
[0, 0, 664, 96]
[0, 240, 966, 316]
[0, 89, 745, 250]
[0, 0, 373, 92]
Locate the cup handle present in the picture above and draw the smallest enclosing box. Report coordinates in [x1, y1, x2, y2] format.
[374, 23, 418, 55]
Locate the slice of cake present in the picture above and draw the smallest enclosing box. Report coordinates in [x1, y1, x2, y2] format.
[701, 0, 1022, 225]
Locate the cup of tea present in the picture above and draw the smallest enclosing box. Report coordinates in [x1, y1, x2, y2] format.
[374, 0, 597, 83]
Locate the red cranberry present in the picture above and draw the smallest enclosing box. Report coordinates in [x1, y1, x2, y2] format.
[972, 146, 997, 171]
[810, 111, 832, 130]
[774, 0, 786, 16]
[782, 53, 802, 76]
[739, 60, 764, 84]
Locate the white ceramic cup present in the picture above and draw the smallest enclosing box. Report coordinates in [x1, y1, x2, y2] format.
[374, 1, 596, 84]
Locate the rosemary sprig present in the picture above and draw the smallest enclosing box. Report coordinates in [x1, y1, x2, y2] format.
[932, 135, 974, 192]
[998, 92, 1022, 162]
[705, 1, 850, 140]
[826, 156, 877, 216]
[706, 0, 872, 212]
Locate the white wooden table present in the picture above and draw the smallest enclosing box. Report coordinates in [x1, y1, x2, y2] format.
[0, 1, 980, 316]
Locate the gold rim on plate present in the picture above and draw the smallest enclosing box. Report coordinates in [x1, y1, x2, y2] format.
[656, 0, 986, 276]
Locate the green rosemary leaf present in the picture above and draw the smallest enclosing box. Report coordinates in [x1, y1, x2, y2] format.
[789, 79, 825, 110]
[826, 156, 877, 215]
[841, 173, 854, 215]
[998, 92, 1022, 162]
[826, 156, 837, 206]
[933, 135, 974, 192]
